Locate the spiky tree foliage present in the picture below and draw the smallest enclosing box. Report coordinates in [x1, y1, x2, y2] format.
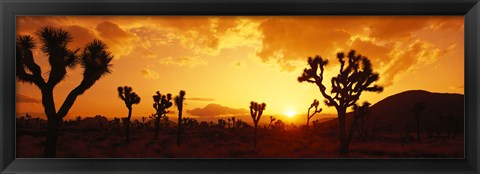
[152, 91, 173, 139]
[306, 99, 322, 134]
[347, 102, 370, 144]
[16, 27, 113, 157]
[249, 101, 266, 148]
[298, 50, 383, 155]
[118, 86, 141, 144]
[272, 119, 286, 130]
[218, 118, 227, 128]
[227, 118, 232, 128]
[412, 102, 427, 142]
[268, 116, 276, 129]
[174, 90, 186, 146]
[183, 117, 198, 129]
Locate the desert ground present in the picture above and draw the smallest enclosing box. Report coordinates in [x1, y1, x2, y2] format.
[16, 117, 463, 158]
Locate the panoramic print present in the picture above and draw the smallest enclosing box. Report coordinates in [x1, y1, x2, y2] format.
[15, 16, 464, 158]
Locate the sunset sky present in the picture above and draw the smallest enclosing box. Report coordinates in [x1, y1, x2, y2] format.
[15, 16, 464, 124]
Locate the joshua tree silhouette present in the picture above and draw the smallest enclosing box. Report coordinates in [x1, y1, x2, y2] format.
[231, 117, 237, 128]
[249, 101, 266, 148]
[347, 102, 371, 144]
[268, 116, 276, 129]
[76, 116, 82, 127]
[298, 50, 383, 155]
[306, 99, 322, 134]
[438, 114, 459, 139]
[412, 102, 427, 142]
[118, 86, 141, 144]
[218, 118, 227, 128]
[182, 117, 199, 129]
[152, 91, 173, 139]
[16, 27, 113, 157]
[163, 116, 170, 128]
[174, 90, 186, 146]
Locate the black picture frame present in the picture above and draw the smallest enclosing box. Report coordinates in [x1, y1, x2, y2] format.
[1, 0, 479, 173]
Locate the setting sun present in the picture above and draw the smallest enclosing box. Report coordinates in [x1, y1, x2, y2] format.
[284, 110, 296, 117]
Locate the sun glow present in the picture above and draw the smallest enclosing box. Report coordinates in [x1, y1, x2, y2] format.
[284, 109, 296, 118]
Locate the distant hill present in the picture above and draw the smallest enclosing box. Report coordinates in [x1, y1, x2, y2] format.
[320, 90, 464, 134]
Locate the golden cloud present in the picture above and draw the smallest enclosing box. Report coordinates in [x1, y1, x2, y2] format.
[141, 68, 160, 80]
[96, 21, 139, 59]
[255, 16, 463, 87]
[158, 56, 207, 68]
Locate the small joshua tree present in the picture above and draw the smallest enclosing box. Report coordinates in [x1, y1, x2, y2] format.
[141, 116, 147, 128]
[182, 117, 198, 129]
[272, 119, 286, 130]
[163, 116, 170, 129]
[113, 117, 120, 128]
[76, 116, 82, 127]
[371, 117, 380, 138]
[347, 102, 370, 144]
[118, 86, 141, 144]
[218, 118, 227, 128]
[298, 50, 383, 155]
[268, 116, 276, 129]
[306, 99, 322, 134]
[231, 117, 237, 128]
[152, 91, 173, 139]
[174, 90, 186, 146]
[227, 118, 232, 128]
[357, 106, 371, 138]
[412, 102, 426, 142]
[438, 114, 459, 139]
[249, 101, 266, 148]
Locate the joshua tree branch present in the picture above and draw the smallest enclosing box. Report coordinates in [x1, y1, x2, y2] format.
[56, 81, 89, 118]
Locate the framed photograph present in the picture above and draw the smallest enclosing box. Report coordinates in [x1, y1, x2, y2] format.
[1, 0, 479, 173]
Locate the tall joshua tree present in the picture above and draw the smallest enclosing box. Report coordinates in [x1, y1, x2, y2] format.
[306, 99, 322, 134]
[174, 90, 186, 146]
[298, 50, 383, 155]
[152, 91, 173, 139]
[412, 102, 427, 142]
[249, 101, 266, 148]
[16, 27, 113, 157]
[118, 86, 141, 144]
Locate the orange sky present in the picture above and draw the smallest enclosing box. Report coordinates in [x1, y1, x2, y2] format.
[15, 16, 464, 124]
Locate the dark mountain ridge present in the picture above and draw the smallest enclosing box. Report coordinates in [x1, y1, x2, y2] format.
[320, 90, 464, 134]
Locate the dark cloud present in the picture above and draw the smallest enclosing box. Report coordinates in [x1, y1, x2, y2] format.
[96, 21, 138, 58]
[187, 103, 248, 117]
[65, 25, 97, 50]
[16, 94, 40, 104]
